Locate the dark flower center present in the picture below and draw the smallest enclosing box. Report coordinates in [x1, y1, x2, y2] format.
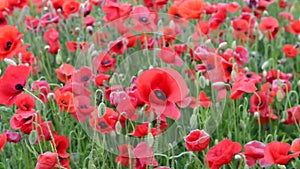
[206, 64, 214, 70]
[99, 121, 108, 129]
[15, 84, 23, 91]
[5, 41, 12, 51]
[81, 76, 89, 82]
[0, 18, 3, 23]
[139, 17, 149, 23]
[226, 67, 232, 73]
[154, 90, 167, 101]
[61, 100, 67, 105]
[102, 60, 110, 66]
[116, 42, 123, 49]
[80, 105, 88, 109]
[174, 14, 181, 19]
[246, 73, 252, 78]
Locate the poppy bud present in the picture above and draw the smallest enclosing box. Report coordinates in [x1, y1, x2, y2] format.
[261, 60, 270, 70]
[282, 111, 288, 122]
[263, 70, 267, 77]
[147, 133, 154, 147]
[199, 75, 206, 88]
[234, 154, 242, 160]
[98, 102, 106, 117]
[278, 165, 286, 169]
[276, 90, 283, 102]
[86, 26, 93, 34]
[254, 111, 260, 119]
[231, 40, 236, 49]
[212, 82, 227, 87]
[263, 11, 269, 16]
[55, 50, 62, 64]
[115, 121, 122, 135]
[4, 58, 17, 66]
[29, 130, 37, 145]
[218, 42, 227, 49]
[44, 45, 50, 50]
[297, 80, 300, 87]
[231, 70, 237, 81]
[205, 39, 212, 46]
[190, 113, 198, 129]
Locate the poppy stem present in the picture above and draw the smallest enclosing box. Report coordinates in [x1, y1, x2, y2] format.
[23, 88, 45, 109]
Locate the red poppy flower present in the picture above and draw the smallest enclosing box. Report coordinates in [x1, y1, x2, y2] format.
[35, 152, 58, 169]
[7, 0, 29, 9]
[0, 133, 6, 151]
[93, 51, 116, 73]
[116, 142, 158, 169]
[31, 81, 51, 103]
[0, 12, 8, 26]
[66, 41, 89, 53]
[289, 20, 300, 34]
[234, 46, 249, 66]
[89, 107, 120, 134]
[40, 13, 60, 27]
[72, 66, 93, 86]
[232, 18, 249, 33]
[17, 44, 35, 65]
[278, 12, 294, 21]
[25, 16, 40, 32]
[178, 0, 204, 19]
[74, 95, 94, 122]
[53, 135, 70, 158]
[62, 0, 80, 18]
[36, 121, 55, 142]
[44, 27, 59, 44]
[226, 2, 240, 13]
[130, 6, 157, 32]
[157, 47, 184, 66]
[54, 89, 75, 113]
[264, 141, 299, 165]
[282, 44, 298, 58]
[184, 129, 210, 152]
[136, 68, 189, 120]
[94, 73, 110, 86]
[198, 91, 212, 108]
[0, 65, 31, 106]
[55, 64, 75, 84]
[209, 7, 227, 30]
[4, 130, 22, 143]
[10, 110, 42, 134]
[265, 69, 292, 83]
[291, 138, 300, 153]
[168, 5, 188, 25]
[0, 25, 23, 60]
[15, 93, 35, 111]
[205, 139, 242, 169]
[108, 39, 127, 56]
[259, 17, 279, 39]
[283, 105, 300, 124]
[47, 41, 60, 54]
[102, 1, 132, 22]
[243, 141, 271, 167]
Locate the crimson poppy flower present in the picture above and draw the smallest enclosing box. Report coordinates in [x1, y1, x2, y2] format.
[36, 121, 56, 142]
[282, 44, 298, 58]
[15, 93, 35, 111]
[7, 0, 29, 9]
[44, 27, 59, 44]
[0, 65, 31, 106]
[157, 47, 184, 66]
[291, 138, 300, 153]
[83, 15, 95, 27]
[54, 89, 75, 113]
[265, 69, 292, 83]
[226, 2, 240, 13]
[0, 25, 23, 60]
[25, 16, 40, 32]
[47, 41, 60, 54]
[130, 6, 157, 32]
[209, 7, 227, 30]
[278, 12, 294, 21]
[283, 105, 300, 125]
[53, 135, 70, 158]
[136, 68, 189, 120]
[232, 18, 249, 33]
[4, 130, 22, 143]
[72, 66, 93, 86]
[40, 13, 60, 27]
[264, 141, 299, 165]
[184, 129, 210, 152]
[17, 44, 35, 65]
[259, 17, 279, 39]
[56, 64, 75, 84]
[243, 141, 271, 167]
[94, 73, 110, 87]
[116, 142, 158, 169]
[10, 110, 42, 134]
[93, 51, 116, 73]
[31, 81, 51, 103]
[234, 46, 249, 66]
[89, 107, 120, 134]
[35, 152, 58, 169]
[102, 1, 132, 22]
[178, 0, 204, 19]
[198, 91, 212, 108]
[93, 32, 109, 47]
[108, 39, 127, 56]
[0, 12, 8, 26]
[168, 5, 188, 25]
[74, 95, 94, 122]
[66, 41, 89, 53]
[116, 97, 139, 120]
[0, 133, 6, 151]
[205, 139, 242, 169]
[289, 20, 300, 34]
[62, 0, 80, 18]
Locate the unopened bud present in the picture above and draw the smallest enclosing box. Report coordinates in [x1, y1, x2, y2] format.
[276, 90, 284, 102]
[218, 42, 227, 49]
[199, 75, 206, 88]
[115, 121, 122, 135]
[212, 82, 227, 87]
[147, 133, 154, 147]
[56, 50, 62, 64]
[4, 58, 17, 66]
[190, 113, 198, 129]
[261, 60, 270, 70]
[98, 102, 106, 117]
[254, 112, 260, 118]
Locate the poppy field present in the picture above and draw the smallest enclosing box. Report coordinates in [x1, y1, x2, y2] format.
[1, 0, 300, 168]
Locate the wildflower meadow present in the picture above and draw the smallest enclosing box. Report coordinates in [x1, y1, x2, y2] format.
[0, 0, 300, 168]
